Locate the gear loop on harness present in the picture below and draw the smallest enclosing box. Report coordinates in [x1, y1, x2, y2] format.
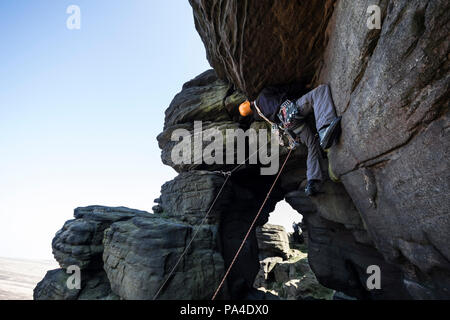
[214, 170, 232, 177]
[254, 100, 301, 151]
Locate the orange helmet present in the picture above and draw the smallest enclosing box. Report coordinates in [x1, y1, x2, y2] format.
[239, 100, 253, 117]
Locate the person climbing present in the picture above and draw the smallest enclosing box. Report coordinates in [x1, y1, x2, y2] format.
[239, 83, 341, 196]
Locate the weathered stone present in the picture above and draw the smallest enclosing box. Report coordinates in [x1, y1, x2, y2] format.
[253, 257, 283, 289]
[164, 70, 233, 129]
[189, 0, 450, 299]
[102, 216, 227, 300]
[254, 245, 334, 300]
[33, 269, 118, 300]
[158, 120, 241, 172]
[159, 171, 232, 224]
[157, 69, 285, 173]
[37, 0, 449, 301]
[286, 188, 410, 299]
[189, 0, 335, 98]
[318, 0, 450, 297]
[34, 269, 80, 300]
[52, 206, 150, 270]
[256, 224, 292, 260]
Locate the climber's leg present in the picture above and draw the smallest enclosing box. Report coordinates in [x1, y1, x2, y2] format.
[295, 84, 341, 149]
[295, 84, 337, 131]
[298, 125, 323, 182]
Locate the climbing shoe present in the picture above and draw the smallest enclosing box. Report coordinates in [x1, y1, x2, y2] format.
[305, 180, 321, 197]
[319, 116, 342, 150]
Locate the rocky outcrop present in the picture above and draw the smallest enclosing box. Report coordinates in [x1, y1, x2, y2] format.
[320, 0, 450, 299]
[156, 69, 316, 299]
[36, 0, 449, 300]
[36, 206, 151, 300]
[157, 70, 243, 172]
[34, 269, 117, 300]
[189, 0, 335, 98]
[254, 225, 334, 300]
[103, 215, 224, 300]
[256, 224, 292, 260]
[190, 0, 450, 299]
[35, 198, 228, 299]
[51, 206, 150, 270]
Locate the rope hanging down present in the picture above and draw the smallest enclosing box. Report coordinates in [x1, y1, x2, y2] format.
[211, 148, 293, 300]
[152, 147, 262, 300]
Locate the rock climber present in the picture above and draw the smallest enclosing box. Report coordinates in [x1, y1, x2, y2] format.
[239, 83, 341, 196]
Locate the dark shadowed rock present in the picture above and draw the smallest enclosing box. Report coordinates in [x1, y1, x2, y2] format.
[189, 0, 335, 98]
[254, 226, 334, 300]
[189, 0, 450, 299]
[317, 0, 450, 298]
[286, 190, 409, 299]
[159, 171, 233, 224]
[103, 216, 226, 300]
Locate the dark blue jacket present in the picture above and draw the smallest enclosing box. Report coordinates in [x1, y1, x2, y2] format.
[254, 83, 305, 122]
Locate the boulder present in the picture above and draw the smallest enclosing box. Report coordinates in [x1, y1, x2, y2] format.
[34, 269, 118, 300]
[51, 206, 150, 270]
[254, 244, 335, 300]
[103, 216, 226, 300]
[36, 0, 449, 300]
[256, 224, 292, 260]
[36, 173, 232, 300]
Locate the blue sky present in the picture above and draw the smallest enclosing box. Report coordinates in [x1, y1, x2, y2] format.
[0, 1, 299, 260]
[0, 1, 211, 259]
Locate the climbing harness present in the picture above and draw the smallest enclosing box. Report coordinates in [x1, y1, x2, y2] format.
[211, 148, 293, 300]
[254, 100, 304, 150]
[152, 146, 262, 300]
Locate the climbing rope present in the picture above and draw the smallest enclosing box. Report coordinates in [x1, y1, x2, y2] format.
[152, 146, 262, 300]
[211, 148, 293, 300]
[152, 172, 231, 300]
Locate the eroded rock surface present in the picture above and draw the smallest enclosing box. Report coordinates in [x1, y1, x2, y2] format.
[36, 0, 449, 300]
[103, 216, 225, 300]
[34, 269, 117, 300]
[189, 0, 335, 98]
[35, 175, 230, 300]
[254, 225, 334, 300]
[320, 0, 450, 299]
[52, 206, 150, 270]
[256, 224, 292, 260]
[188, 0, 450, 299]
